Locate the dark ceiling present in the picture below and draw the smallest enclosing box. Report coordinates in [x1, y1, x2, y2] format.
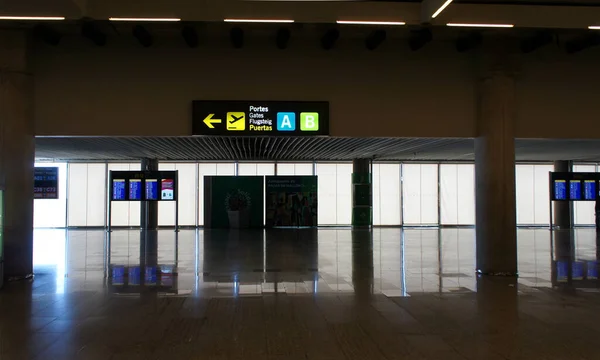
[34, 136, 600, 162]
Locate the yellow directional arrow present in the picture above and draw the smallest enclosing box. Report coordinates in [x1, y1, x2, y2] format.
[203, 114, 222, 129]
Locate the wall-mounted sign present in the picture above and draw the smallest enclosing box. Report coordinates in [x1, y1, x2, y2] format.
[109, 171, 178, 201]
[550, 172, 600, 201]
[192, 100, 329, 136]
[34, 167, 59, 199]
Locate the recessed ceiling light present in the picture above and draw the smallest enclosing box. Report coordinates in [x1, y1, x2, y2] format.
[224, 19, 294, 23]
[336, 20, 405, 26]
[0, 16, 65, 21]
[432, 0, 453, 19]
[109, 17, 181, 22]
[447, 23, 514, 28]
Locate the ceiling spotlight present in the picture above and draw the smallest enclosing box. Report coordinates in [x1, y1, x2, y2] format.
[565, 33, 600, 54]
[276, 28, 291, 49]
[408, 28, 432, 51]
[82, 21, 107, 46]
[455, 31, 482, 52]
[365, 29, 386, 50]
[33, 25, 61, 46]
[181, 25, 199, 48]
[230, 27, 244, 49]
[132, 25, 153, 47]
[520, 30, 553, 53]
[321, 28, 340, 50]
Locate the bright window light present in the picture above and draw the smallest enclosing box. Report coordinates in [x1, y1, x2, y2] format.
[336, 20, 406, 26]
[0, 16, 65, 21]
[447, 23, 514, 28]
[224, 19, 294, 23]
[432, 0, 453, 19]
[109, 17, 181, 22]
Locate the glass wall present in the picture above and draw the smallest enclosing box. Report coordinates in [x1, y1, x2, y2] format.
[372, 163, 402, 226]
[46, 160, 597, 229]
[198, 163, 236, 226]
[34, 162, 67, 228]
[573, 164, 597, 226]
[402, 164, 439, 225]
[515, 164, 553, 226]
[315, 163, 352, 225]
[67, 163, 107, 227]
[440, 164, 475, 226]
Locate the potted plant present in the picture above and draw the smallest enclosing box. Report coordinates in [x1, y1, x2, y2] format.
[225, 189, 252, 228]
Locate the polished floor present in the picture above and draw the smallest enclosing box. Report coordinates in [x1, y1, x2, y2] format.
[1, 228, 600, 359]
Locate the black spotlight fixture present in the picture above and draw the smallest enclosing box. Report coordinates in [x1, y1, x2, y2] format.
[321, 28, 340, 50]
[33, 25, 61, 46]
[81, 20, 107, 46]
[132, 25, 153, 47]
[455, 31, 482, 52]
[408, 28, 432, 51]
[276, 28, 291, 49]
[365, 30, 386, 50]
[181, 25, 199, 48]
[521, 30, 553, 53]
[230, 27, 244, 49]
[565, 32, 600, 54]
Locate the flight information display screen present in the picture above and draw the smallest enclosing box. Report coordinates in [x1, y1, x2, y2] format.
[34, 167, 59, 199]
[129, 179, 142, 200]
[554, 180, 567, 200]
[584, 180, 596, 200]
[109, 171, 177, 201]
[570, 180, 582, 200]
[145, 179, 158, 200]
[112, 179, 126, 201]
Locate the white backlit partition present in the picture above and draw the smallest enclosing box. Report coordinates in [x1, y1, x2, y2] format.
[159, 163, 197, 226]
[198, 163, 236, 226]
[516, 164, 553, 225]
[107, 163, 140, 227]
[34, 162, 67, 228]
[372, 163, 402, 226]
[574, 164, 597, 226]
[238, 162, 275, 176]
[67, 163, 107, 227]
[402, 164, 439, 225]
[440, 164, 475, 225]
[276, 163, 314, 176]
[316, 163, 352, 225]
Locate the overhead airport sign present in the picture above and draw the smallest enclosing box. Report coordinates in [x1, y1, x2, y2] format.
[192, 100, 329, 136]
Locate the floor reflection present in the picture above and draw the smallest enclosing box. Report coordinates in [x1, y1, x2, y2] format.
[28, 227, 600, 297]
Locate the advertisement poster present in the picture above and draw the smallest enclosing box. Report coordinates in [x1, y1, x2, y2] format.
[205, 176, 264, 228]
[265, 176, 318, 227]
[161, 179, 174, 200]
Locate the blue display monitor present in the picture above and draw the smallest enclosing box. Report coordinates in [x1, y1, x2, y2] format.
[112, 179, 126, 201]
[129, 179, 142, 200]
[145, 179, 159, 200]
[570, 180, 582, 200]
[554, 180, 567, 200]
[584, 180, 596, 201]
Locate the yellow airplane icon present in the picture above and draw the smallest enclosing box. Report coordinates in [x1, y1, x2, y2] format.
[227, 112, 245, 131]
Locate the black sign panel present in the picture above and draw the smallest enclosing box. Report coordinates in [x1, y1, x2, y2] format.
[34, 167, 59, 199]
[550, 172, 599, 201]
[192, 100, 329, 136]
[109, 171, 178, 201]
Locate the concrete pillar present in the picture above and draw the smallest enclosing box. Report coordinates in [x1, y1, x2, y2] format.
[0, 30, 34, 284]
[140, 159, 159, 230]
[351, 159, 372, 228]
[553, 160, 573, 229]
[475, 66, 517, 275]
